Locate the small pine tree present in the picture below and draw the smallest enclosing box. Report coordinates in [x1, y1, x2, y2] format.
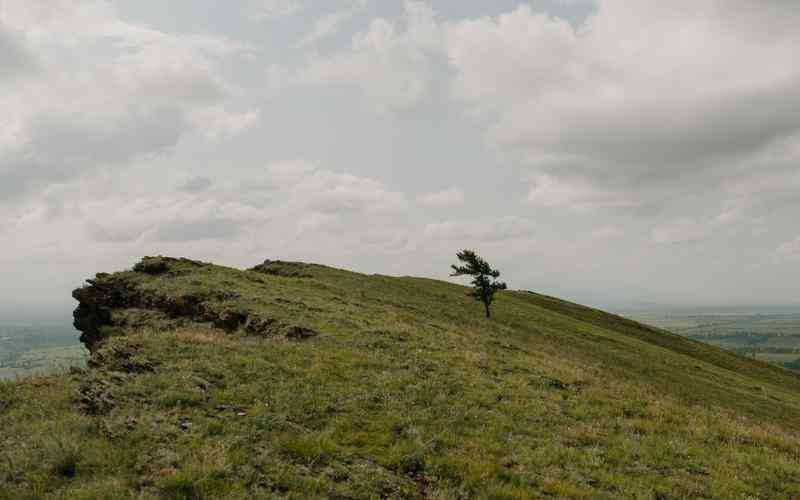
[450, 249, 507, 318]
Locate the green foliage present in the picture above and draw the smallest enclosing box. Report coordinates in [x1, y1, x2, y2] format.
[2, 257, 800, 498]
[133, 257, 171, 275]
[159, 469, 231, 500]
[278, 433, 339, 466]
[450, 249, 507, 318]
[450, 250, 507, 318]
[396, 449, 427, 476]
[157, 390, 204, 410]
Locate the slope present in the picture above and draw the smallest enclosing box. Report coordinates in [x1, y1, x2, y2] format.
[1, 257, 799, 499]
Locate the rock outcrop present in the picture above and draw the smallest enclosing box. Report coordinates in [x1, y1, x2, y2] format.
[72, 256, 319, 353]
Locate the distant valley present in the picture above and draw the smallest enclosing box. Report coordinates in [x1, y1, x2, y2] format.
[620, 309, 800, 371]
[0, 322, 87, 380]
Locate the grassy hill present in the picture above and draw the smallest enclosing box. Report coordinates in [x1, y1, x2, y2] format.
[2, 257, 800, 499]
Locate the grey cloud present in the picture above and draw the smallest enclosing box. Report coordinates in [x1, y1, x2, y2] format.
[119, 47, 227, 106]
[294, 1, 368, 48]
[651, 218, 709, 245]
[292, 1, 442, 111]
[27, 107, 185, 164]
[497, 80, 800, 177]
[155, 218, 243, 242]
[3, 0, 800, 312]
[87, 223, 146, 244]
[778, 236, 800, 259]
[180, 177, 214, 193]
[714, 0, 800, 38]
[423, 217, 535, 243]
[445, 0, 800, 205]
[0, 107, 186, 200]
[0, 24, 35, 80]
[718, 161, 800, 218]
[0, 4, 249, 203]
[250, 0, 305, 21]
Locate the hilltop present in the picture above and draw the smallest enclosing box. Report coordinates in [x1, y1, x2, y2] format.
[2, 256, 800, 499]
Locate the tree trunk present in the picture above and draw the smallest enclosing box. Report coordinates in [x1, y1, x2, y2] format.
[484, 301, 491, 318]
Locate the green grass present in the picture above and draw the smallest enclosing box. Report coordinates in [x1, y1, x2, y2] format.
[2, 257, 800, 498]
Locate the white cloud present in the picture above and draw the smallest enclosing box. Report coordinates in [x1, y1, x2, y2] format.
[525, 174, 633, 211]
[2, 0, 800, 310]
[444, 1, 800, 205]
[276, 0, 800, 219]
[0, 0, 252, 200]
[80, 191, 264, 244]
[0, 161, 534, 287]
[417, 187, 464, 208]
[446, 7, 578, 112]
[269, 163, 409, 214]
[264, 160, 316, 186]
[296, 1, 442, 111]
[189, 107, 261, 140]
[0, 160, 409, 262]
[294, 1, 368, 48]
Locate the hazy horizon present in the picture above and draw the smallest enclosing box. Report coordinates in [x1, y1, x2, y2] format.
[1, 270, 798, 323]
[2, 0, 800, 314]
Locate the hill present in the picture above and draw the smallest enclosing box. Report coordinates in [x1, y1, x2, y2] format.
[2, 256, 800, 499]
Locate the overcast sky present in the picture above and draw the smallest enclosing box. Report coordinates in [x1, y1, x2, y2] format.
[1, 0, 800, 316]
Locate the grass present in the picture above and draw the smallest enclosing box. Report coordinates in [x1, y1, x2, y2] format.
[2, 257, 800, 498]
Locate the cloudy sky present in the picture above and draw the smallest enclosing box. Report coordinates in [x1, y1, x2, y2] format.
[2, 0, 800, 316]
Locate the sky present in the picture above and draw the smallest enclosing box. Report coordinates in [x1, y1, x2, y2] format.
[1, 0, 799, 317]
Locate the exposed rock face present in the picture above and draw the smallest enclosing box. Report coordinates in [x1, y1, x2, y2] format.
[284, 325, 320, 340]
[72, 274, 139, 352]
[72, 256, 320, 353]
[133, 256, 209, 276]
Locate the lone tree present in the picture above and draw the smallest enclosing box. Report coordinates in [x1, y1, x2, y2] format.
[451, 249, 507, 318]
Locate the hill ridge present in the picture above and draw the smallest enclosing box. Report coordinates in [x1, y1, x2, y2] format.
[2, 256, 800, 498]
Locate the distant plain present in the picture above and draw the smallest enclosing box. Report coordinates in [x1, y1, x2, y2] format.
[620, 309, 800, 371]
[0, 322, 88, 380]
